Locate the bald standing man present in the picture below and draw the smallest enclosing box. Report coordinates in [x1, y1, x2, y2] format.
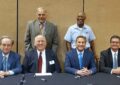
[64, 12, 98, 61]
[25, 7, 58, 53]
[23, 35, 61, 73]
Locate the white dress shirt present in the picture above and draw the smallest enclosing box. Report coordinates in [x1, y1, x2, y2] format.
[111, 50, 118, 67]
[37, 49, 47, 73]
[1, 53, 14, 75]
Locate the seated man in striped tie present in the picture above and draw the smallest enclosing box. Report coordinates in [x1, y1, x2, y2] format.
[64, 35, 96, 76]
[99, 35, 120, 74]
[0, 36, 22, 78]
[23, 34, 61, 73]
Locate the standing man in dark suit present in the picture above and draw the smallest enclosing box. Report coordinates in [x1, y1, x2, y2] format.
[0, 36, 22, 78]
[25, 7, 58, 53]
[64, 36, 96, 76]
[23, 35, 61, 73]
[99, 35, 120, 74]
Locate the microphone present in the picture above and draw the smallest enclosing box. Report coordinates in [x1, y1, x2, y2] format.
[41, 78, 47, 82]
[74, 75, 81, 79]
[19, 74, 26, 85]
[34, 73, 47, 82]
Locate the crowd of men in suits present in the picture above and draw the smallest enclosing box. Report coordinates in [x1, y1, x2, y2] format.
[0, 7, 120, 78]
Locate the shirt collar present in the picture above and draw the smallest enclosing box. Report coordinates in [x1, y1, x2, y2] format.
[74, 23, 86, 30]
[111, 49, 118, 55]
[37, 49, 45, 57]
[2, 52, 9, 58]
[39, 21, 46, 26]
[76, 49, 84, 55]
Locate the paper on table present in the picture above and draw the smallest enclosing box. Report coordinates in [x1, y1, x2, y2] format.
[35, 73, 52, 76]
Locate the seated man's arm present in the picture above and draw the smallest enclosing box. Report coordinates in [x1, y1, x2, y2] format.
[53, 53, 61, 73]
[89, 52, 97, 74]
[10, 54, 22, 75]
[99, 51, 112, 73]
[64, 53, 78, 75]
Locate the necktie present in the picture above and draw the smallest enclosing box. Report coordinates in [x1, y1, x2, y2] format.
[79, 52, 83, 69]
[38, 52, 42, 73]
[3, 56, 7, 71]
[39, 23, 44, 35]
[113, 52, 118, 69]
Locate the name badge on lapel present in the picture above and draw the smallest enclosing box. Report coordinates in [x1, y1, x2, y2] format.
[49, 60, 55, 65]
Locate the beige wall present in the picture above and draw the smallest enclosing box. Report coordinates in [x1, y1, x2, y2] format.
[0, 0, 120, 69]
[0, 0, 16, 50]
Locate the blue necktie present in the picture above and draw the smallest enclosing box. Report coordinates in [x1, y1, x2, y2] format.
[3, 56, 8, 71]
[79, 52, 83, 69]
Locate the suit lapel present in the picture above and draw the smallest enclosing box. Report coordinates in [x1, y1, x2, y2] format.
[83, 50, 87, 67]
[118, 49, 120, 66]
[73, 49, 80, 69]
[44, 21, 50, 36]
[0, 51, 3, 69]
[33, 49, 39, 72]
[108, 48, 113, 67]
[34, 20, 40, 35]
[45, 49, 49, 72]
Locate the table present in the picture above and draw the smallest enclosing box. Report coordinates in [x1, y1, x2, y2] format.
[0, 73, 120, 85]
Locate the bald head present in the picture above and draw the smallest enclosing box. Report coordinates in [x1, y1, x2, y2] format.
[37, 7, 47, 14]
[36, 7, 47, 23]
[77, 12, 86, 20]
[34, 35, 47, 51]
[77, 12, 86, 27]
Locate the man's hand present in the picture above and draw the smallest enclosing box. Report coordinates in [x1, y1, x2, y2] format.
[0, 71, 10, 78]
[76, 67, 92, 76]
[112, 67, 120, 74]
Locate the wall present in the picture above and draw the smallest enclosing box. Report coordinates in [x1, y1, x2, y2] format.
[0, 0, 120, 70]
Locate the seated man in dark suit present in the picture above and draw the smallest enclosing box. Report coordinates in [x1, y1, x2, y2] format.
[23, 35, 61, 73]
[0, 36, 22, 78]
[99, 35, 120, 74]
[64, 35, 96, 76]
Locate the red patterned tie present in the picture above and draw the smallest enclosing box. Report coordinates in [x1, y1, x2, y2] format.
[38, 52, 42, 72]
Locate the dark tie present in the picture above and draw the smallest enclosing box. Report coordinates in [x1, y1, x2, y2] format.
[38, 52, 42, 73]
[79, 52, 83, 69]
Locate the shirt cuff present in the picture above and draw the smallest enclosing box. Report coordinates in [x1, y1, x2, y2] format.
[89, 70, 93, 74]
[8, 70, 14, 75]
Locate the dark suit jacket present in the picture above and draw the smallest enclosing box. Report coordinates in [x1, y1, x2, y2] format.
[64, 49, 96, 75]
[24, 19, 58, 53]
[0, 51, 22, 74]
[23, 49, 61, 73]
[99, 48, 120, 73]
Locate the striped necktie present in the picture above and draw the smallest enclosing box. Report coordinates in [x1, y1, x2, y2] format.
[39, 23, 44, 35]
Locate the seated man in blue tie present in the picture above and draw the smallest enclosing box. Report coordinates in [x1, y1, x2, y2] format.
[64, 35, 96, 76]
[0, 36, 22, 78]
[23, 35, 61, 73]
[99, 35, 120, 74]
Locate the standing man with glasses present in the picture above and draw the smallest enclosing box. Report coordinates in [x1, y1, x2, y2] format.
[0, 36, 22, 78]
[25, 7, 58, 53]
[64, 36, 96, 76]
[99, 35, 120, 74]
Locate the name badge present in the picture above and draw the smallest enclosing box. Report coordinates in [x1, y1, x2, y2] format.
[49, 60, 55, 65]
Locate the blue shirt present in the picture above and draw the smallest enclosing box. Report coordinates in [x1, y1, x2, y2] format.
[64, 24, 96, 49]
